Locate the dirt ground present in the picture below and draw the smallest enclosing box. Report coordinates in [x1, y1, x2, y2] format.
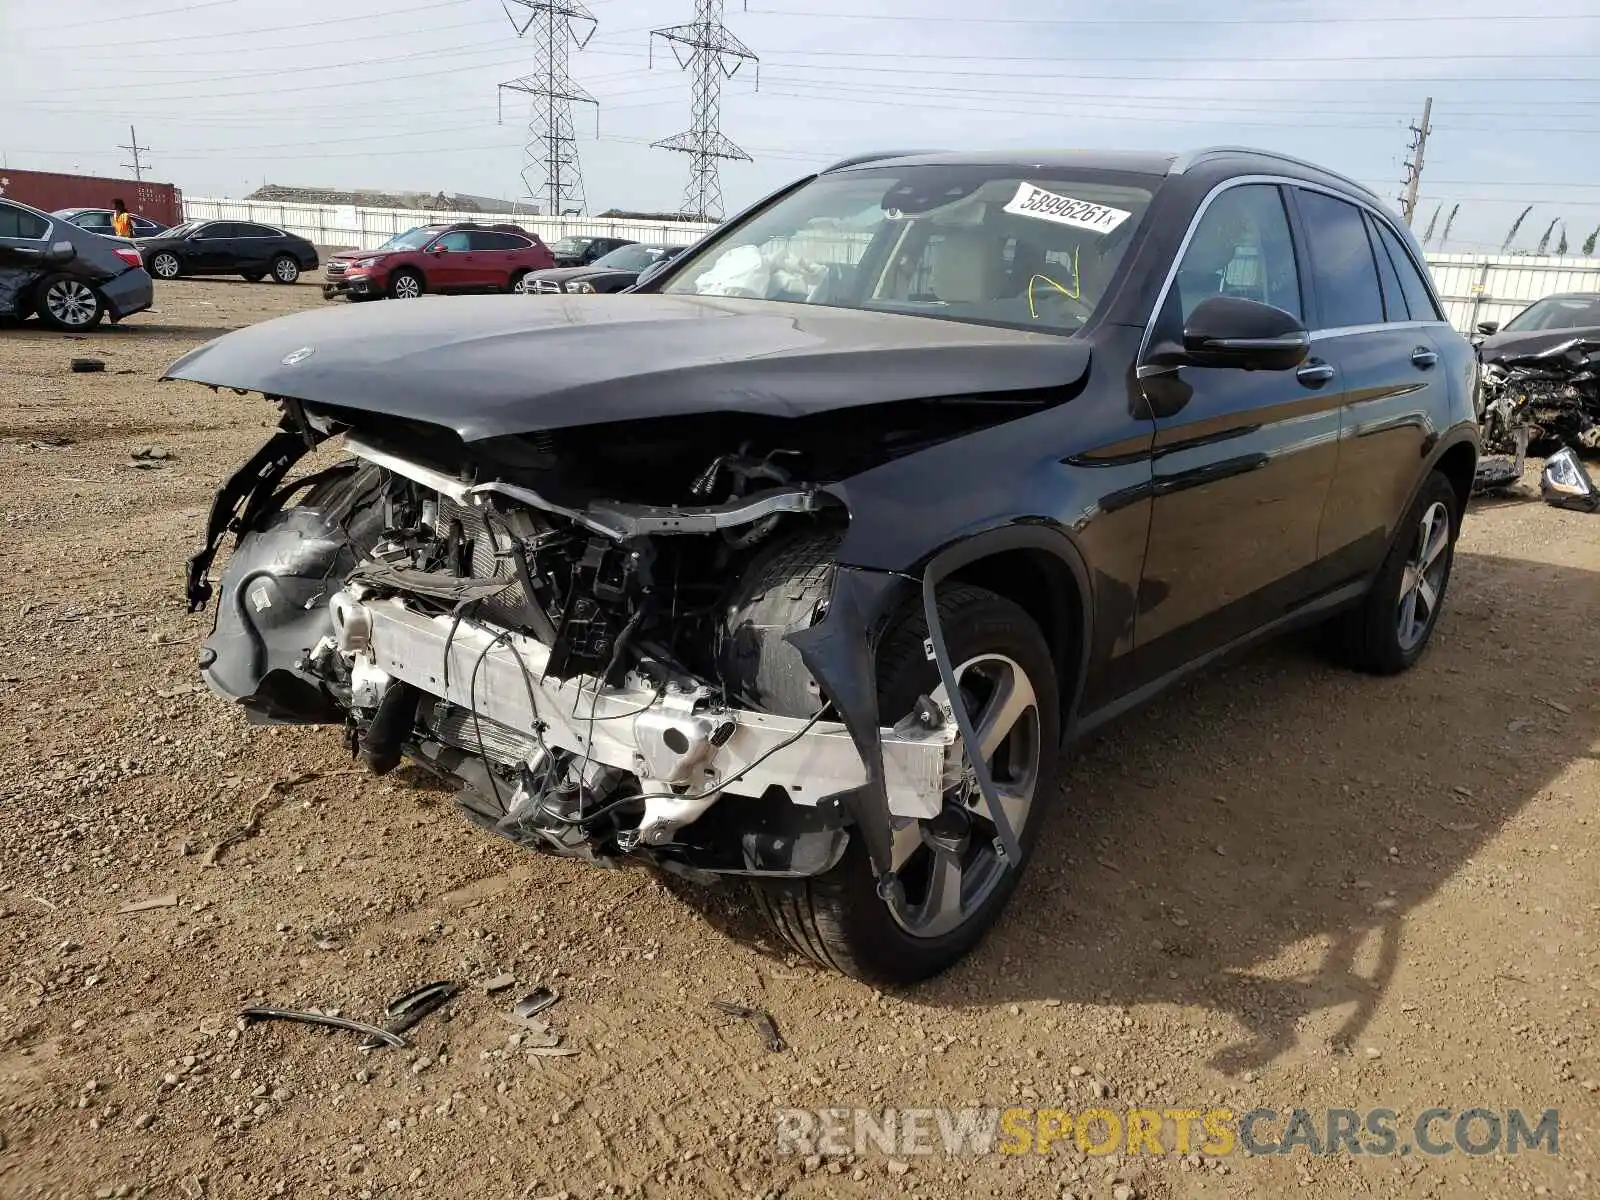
[0, 278, 1596, 1200]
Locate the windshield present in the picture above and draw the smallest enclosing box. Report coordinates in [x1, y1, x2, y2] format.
[553, 236, 593, 256]
[593, 244, 665, 271]
[1504, 296, 1600, 333]
[378, 227, 436, 251]
[161, 221, 200, 239]
[661, 165, 1155, 334]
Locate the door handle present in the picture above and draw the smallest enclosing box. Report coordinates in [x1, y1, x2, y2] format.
[1296, 359, 1336, 387]
[1410, 346, 1439, 369]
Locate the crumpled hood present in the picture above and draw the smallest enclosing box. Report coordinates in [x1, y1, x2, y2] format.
[1480, 326, 1600, 363]
[161, 293, 1091, 441]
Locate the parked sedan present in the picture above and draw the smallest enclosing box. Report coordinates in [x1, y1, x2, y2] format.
[1475, 292, 1600, 358]
[1, 196, 153, 330]
[519, 243, 686, 294]
[139, 220, 318, 283]
[54, 207, 170, 240]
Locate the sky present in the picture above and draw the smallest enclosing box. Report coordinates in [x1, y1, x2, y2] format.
[4, 0, 1600, 252]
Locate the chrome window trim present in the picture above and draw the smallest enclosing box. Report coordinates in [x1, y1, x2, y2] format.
[1138, 174, 1449, 369]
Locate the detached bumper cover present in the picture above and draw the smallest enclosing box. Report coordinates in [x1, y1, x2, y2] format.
[102, 268, 154, 321]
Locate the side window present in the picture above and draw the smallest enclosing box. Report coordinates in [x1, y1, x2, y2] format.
[1173, 184, 1302, 322]
[1365, 212, 1410, 321]
[76, 212, 113, 231]
[0, 203, 51, 240]
[469, 231, 520, 251]
[195, 223, 230, 239]
[1295, 190, 1384, 329]
[235, 223, 274, 238]
[434, 231, 472, 252]
[1373, 219, 1443, 322]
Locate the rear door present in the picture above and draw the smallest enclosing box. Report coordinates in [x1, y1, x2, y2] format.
[0, 202, 53, 316]
[1295, 189, 1450, 583]
[232, 223, 281, 273]
[1133, 181, 1344, 681]
[467, 230, 521, 289]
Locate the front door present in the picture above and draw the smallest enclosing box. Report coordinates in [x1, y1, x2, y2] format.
[186, 223, 234, 274]
[1133, 182, 1344, 683]
[426, 230, 475, 290]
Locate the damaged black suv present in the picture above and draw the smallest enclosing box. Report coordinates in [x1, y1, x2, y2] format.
[168, 147, 1478, 985]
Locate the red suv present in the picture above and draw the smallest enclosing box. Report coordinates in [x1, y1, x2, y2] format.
[322, 223, 555, 301]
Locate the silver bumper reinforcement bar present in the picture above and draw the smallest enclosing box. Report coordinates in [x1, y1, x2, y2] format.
[330, 591, 957, 838]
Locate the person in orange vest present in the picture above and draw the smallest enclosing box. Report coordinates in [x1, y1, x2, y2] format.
[111, 199, 134, 239]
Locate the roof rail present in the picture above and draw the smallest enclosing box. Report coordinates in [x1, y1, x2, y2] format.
[1170, 146, 1383, 202]
[820, 149, 942, 173]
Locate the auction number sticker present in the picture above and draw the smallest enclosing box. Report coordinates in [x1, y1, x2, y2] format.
[1004, 182, 1131, 233]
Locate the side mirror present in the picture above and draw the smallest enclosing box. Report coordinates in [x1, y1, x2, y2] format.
[1476, 320, 1500, 336]
[430, 244, 448, 254]
[44, 241, 77, 266]
[1152, 295, 1310, 371]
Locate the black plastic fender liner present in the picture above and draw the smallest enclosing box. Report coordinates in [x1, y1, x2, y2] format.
[186, 419, 327, 612]
[785, 566, 918, 885]
[915, 523, 1097, 867]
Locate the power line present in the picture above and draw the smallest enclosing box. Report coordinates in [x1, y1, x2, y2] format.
[743, 4, 1600, 25]
[32, 0, 473, 50]
[37, 0, 243, 32]
[650, 0, 758, 220]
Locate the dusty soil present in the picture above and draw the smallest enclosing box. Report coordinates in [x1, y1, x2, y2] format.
[0, 279, 1596, 1200]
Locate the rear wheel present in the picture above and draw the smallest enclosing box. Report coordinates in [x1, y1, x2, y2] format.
[1333, 470, 1459, 674]
[35, 275, 105, 331]
[270, 255, 300, 284]
[727, 538, 1060, 986]
[389, 269, 424, 299]
[150, 251, 181, 280]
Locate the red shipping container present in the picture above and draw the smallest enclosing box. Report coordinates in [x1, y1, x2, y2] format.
[0, 168, 183, 227]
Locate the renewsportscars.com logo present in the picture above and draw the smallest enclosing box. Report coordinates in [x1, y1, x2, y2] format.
[775, 1106, 1561, 1159]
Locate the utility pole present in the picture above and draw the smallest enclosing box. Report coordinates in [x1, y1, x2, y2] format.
[497, 0, 598, 217]
[119, 125, 150, 181]
[1399, 97, 1432, 226]
[650, 0, 758, 221]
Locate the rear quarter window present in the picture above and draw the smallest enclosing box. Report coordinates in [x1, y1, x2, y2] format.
[0, 203, 51, 240]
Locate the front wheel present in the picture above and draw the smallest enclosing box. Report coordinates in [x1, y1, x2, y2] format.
[389, 270, 424, 299]
[749, 578, 1060, 986]
[270, 255, 300, 284]
[1333, 470, 1460, 674]
[243, 272, 266, 283]
[509, 271, 530, 294]
[149, 251, 181, 280]
[36, 275, 105, 331]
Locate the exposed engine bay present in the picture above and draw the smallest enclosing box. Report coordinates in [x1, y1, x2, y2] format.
[189, 401, 996, 883]
[1474, 337, 1600, 495]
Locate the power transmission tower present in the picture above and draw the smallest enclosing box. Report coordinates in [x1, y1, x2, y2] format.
[497, 0, 598, 217]
[119, 125, 150, 181]
[650, 0, 758, 221]
[1398, 97, 1432, 226]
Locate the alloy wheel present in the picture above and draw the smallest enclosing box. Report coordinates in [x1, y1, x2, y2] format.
[45, 280, 99, 327]
[152, 253, 179, 279]
[274, 258, 298, 283]
[887, 653, 1041, 939]
[1397, 500, 1451, 651]
[393, 275, 421, 299]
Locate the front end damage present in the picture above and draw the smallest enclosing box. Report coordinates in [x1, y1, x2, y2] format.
[183, 404, 1025, 886]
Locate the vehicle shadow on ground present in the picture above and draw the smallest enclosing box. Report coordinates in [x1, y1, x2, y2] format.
[904, 549, 1598, 1073]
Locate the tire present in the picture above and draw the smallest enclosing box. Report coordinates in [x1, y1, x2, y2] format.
[35, 275, 105, 332]
[509, 271, 530, 294]
[733, 543, 1060, 986]
[389, 269, 424, 300]
[1334, 470, 1459, 674]
[243, 272, 266, 283]
[270, 255, 300, 284]
[149, 251, 181, 280]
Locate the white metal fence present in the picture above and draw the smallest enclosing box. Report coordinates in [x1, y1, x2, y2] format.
[181, 197, 717, 252]
[1423, 252, 1600, 334]
[179, 199, 1600, 333]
